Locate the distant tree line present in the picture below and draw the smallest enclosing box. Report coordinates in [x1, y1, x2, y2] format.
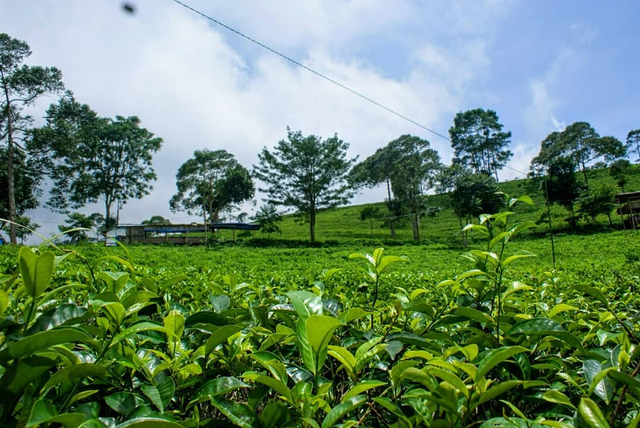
[2, 32, 638, 245]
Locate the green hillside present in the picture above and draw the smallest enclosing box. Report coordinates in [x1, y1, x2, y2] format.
[254, 164, 640, 245]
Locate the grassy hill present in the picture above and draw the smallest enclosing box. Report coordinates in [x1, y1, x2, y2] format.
[236, 164, 640, 245]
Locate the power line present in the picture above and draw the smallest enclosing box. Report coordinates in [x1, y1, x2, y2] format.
[170, 0, 451, 142]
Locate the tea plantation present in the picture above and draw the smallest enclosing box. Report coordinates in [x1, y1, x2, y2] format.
[0, 181, 639, 427]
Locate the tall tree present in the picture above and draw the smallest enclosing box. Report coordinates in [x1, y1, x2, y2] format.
[350, 135, 442, 239]
[253, 204, 283, 238]
[541, 157, 586, 228]
[30, 93, 162, 230]
[609, 159, 631, 192]
[170, 149, 254, 226]
[0, 33, 64, 243]
[577, 184, 616, 225]
[444, 168, 502, 247]
[448, 108, 512, 181]
[253, 128, 356, 242]
[532, 123, 625, 186]
[627, 129, 640, 163]
[58, 212, 95, 243]
[386, 136, 442, 241]
[349, 143, 402, 237]
[0, 147, 39, 228]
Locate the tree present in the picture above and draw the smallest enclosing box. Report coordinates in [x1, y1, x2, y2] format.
[531, 123, 625, 186]
[254, 204, 282, 238]
[349, 144, 401, 237]
[1, 33, 64, 243]
[609, 159, 631, 192]
[142, 215, 172, 225]
[170, 149, 254, 229]
[0, 215, 39, 244]
[30, 93, 162, 231]
[0, 146, 39, 227]
[359, 206, 382, 235]
[541, 157, 586, 228]
[14, 216, 39, 244]
[253, 128, 356, 243]
[627, 129, 640, 163]
[447, 169, 503, 246]
[58, 212, 95, 243]
[577, 184, 616, 225]
[386, 136, 442, 241]
[448, 108, 512, 181]
[350, 135, 442, 239]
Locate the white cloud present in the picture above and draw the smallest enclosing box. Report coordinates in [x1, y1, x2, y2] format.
[0, 0, 512, 241]
[509, 25, 597, 181]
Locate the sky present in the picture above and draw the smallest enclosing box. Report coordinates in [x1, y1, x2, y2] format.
[1, 0, 639, 241]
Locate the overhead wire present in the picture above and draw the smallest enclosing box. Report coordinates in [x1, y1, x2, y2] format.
[170, 0, 451, 142]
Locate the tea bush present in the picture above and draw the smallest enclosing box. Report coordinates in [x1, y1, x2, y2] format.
[0, 199, 638, 427]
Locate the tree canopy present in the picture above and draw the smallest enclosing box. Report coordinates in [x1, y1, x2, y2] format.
[170, 149, 254, 225]
[29, 92, 162, 229]
[448, 108, 512, 181]
[627, 129, 640, 163]
[58, 212, 95, 243]
[142, 215, 172, 225]
[541, 157, 586, 227]
[253, 128, 356, 242]
[0, 147, 39, 226]
[530, 122, 626, 185]
[253, 204, 282, 237]
[350, 135, 442, 240]
[449, 169, 502, 224]
[0, 32, 64, 243]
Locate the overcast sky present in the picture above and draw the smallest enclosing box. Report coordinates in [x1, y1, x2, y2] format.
[2, 0, 639, 240]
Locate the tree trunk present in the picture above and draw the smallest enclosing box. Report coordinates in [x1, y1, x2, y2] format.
[2, 72, 17, 244]
[412, 213, 420, 241]
[104, 199, 112, 243]
[309, 209, 316, 243]
[458, 216, 467, 248]
[203, 205, 208, 245]
[7, 124, 16, 244]
[569, 203, 576, 229]
[386, 179, 395, 238]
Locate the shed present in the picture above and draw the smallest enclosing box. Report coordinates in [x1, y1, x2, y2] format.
[616, 191, 640, 229]
[108, 223, 259, 245]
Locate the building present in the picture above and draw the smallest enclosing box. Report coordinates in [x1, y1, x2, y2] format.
[107, 223, 260, 245]
[616, 191, 640, 229]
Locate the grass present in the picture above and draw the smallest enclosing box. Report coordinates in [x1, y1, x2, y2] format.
[226, 163, 640, 245]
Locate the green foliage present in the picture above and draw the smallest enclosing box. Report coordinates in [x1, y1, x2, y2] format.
[577, 184, 617, 224]
[447, 168, 503, 245]
[12, 216, 39, 243]
[448, 108, 513, 180]
[254, 204, 282, 237]
[350, 135, 442, 240]
[141, 215, 172, 225]
[0, 32, 64, 243]
[58, 212, 95, 243]
[0, 147, 40, 222]
[609, 159, 632, 191]
[540, 156, 587, 227]
[170, 149, 254, 224]
[253, 127, 356, 242]
[30, 92, 162, 229]
[531, 122, 626, 186]
[1, 195, 639, 427]
[627, 129, 640, 163]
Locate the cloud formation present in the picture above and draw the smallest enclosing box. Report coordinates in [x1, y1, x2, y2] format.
[3, 0, 636, 241]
